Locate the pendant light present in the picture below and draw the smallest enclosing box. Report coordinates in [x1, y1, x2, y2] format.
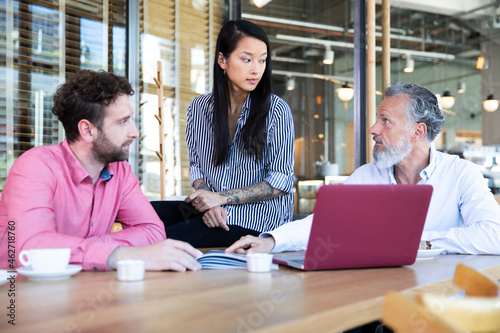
[323, 46, 334, 65]
[253, 0, 272, 8]
[337, 82, 354, 102]
[440, 91, 455, 109]
[483, 29, 498, 112]
[457, 80, 466, 94]
[483, 94, 499, 112]
[403, 54, 414, 73]
[440, 23, 455, 110]
[286, 76, 295, 91]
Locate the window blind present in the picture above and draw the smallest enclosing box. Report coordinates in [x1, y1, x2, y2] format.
[0, 0, 127, 192]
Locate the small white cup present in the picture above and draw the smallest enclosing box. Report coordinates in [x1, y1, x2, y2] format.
[246, 253, 273, 273]
[420, 240, 431, 250]
[116, 260, 145, 282]
[19, 248, 71, 272]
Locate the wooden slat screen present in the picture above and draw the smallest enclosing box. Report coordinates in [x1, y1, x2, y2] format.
[141, 0, 226, 198]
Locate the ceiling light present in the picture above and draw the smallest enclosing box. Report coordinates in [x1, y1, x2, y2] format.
[440, 91, 455, 109]
[253, 0, 272, 8]
[275, 34, 455, 61]
[457, 81, 466, 94]
[404, 55, 414, 73]
[483, 94, 499, 112]
[482, 31, 497, 112]
[323, 46, 334, 65]
[286, 76, 295, 91]
[476, 56, 485, 70]
[337, 82, 354, 102]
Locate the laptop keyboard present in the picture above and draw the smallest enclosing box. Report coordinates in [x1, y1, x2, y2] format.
[289, 258, 305, 265]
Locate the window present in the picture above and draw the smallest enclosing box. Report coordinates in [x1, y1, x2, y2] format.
[0, 0, 127, 192]
[1, 0, 230, 196]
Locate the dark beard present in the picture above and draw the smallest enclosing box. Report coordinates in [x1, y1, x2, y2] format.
[92, 132, 129, 165]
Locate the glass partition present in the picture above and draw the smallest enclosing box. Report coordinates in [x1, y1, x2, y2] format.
[241, 0, 496, 182]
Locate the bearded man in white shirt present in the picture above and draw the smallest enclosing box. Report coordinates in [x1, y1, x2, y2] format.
[226, 83, 500, 255]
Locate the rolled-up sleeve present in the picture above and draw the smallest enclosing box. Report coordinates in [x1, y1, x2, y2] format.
[186, 102, 204, 185]
[264, 99, 295, 193]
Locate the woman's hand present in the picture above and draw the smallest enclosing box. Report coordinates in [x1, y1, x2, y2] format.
[202, 207, 229, 231]
[186, 190, 225, 212]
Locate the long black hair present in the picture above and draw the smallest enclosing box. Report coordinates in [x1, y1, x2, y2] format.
[212, 20, 272, 166]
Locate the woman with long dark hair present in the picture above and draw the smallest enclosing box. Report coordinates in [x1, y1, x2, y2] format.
[164, 20, 295, 247]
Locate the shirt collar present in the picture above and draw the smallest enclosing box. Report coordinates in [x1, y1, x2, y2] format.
[419, 145, 437, 182]
[240, 94, 252, 120]
[386, 144, 436, 184]
[388, 167, 397, 184]
[62, 140, 114, 184]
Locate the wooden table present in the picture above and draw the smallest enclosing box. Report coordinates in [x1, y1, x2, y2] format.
[2, 254, 500, 333]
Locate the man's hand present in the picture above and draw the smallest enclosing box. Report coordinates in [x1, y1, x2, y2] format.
[202, 207, 230, 231]
[186, 190, 225, 212]
[225, 235, 275, 254]
[107, 239, 203, 272]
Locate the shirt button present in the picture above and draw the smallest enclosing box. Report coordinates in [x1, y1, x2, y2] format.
[87, 178, 92, 182]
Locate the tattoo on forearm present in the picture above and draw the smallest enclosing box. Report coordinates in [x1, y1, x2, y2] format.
[198, 183, 211, 191]
[220, 181, 282, 204]
[194, 179, 211, 191]
[225, 193, 241, 204]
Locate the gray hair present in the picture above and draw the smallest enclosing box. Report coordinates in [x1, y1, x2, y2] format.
[385, 83, 444, 143]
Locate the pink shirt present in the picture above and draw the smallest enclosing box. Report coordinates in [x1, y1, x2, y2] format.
[0, 140, 166, 271]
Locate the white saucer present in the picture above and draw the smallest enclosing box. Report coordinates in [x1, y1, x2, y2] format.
[0, 270, 17, 286]
[416, 248, 444, 260]
[17, 265, 82, 281]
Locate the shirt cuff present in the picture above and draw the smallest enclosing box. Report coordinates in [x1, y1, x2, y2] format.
[82, 243, 120, 271]
[421, 230, 446, 241]
[189, 166, 204, 186]
[259, 232, 283, 253]
[264, 171, 294, 193]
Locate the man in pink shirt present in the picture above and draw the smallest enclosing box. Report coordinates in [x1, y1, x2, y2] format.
[0, 70, 201, 271]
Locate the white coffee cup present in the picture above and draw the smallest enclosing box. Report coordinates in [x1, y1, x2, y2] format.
[116, 260, 146, 282]
[246, 253, 273, 273]
[19, 248, 71, 272]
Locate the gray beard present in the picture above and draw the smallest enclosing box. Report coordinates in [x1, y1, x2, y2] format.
[372, 135, 413, 169]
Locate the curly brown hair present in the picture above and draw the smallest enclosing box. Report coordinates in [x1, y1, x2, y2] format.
[52, 70, 134, 143]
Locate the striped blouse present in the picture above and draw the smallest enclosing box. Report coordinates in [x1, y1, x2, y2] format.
[186, 93, 295, 232]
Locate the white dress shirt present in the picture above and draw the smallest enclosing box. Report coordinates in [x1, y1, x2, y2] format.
[265, 146, 500, 254]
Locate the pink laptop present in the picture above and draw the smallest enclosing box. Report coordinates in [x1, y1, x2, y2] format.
[273, 184, 433, 270]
